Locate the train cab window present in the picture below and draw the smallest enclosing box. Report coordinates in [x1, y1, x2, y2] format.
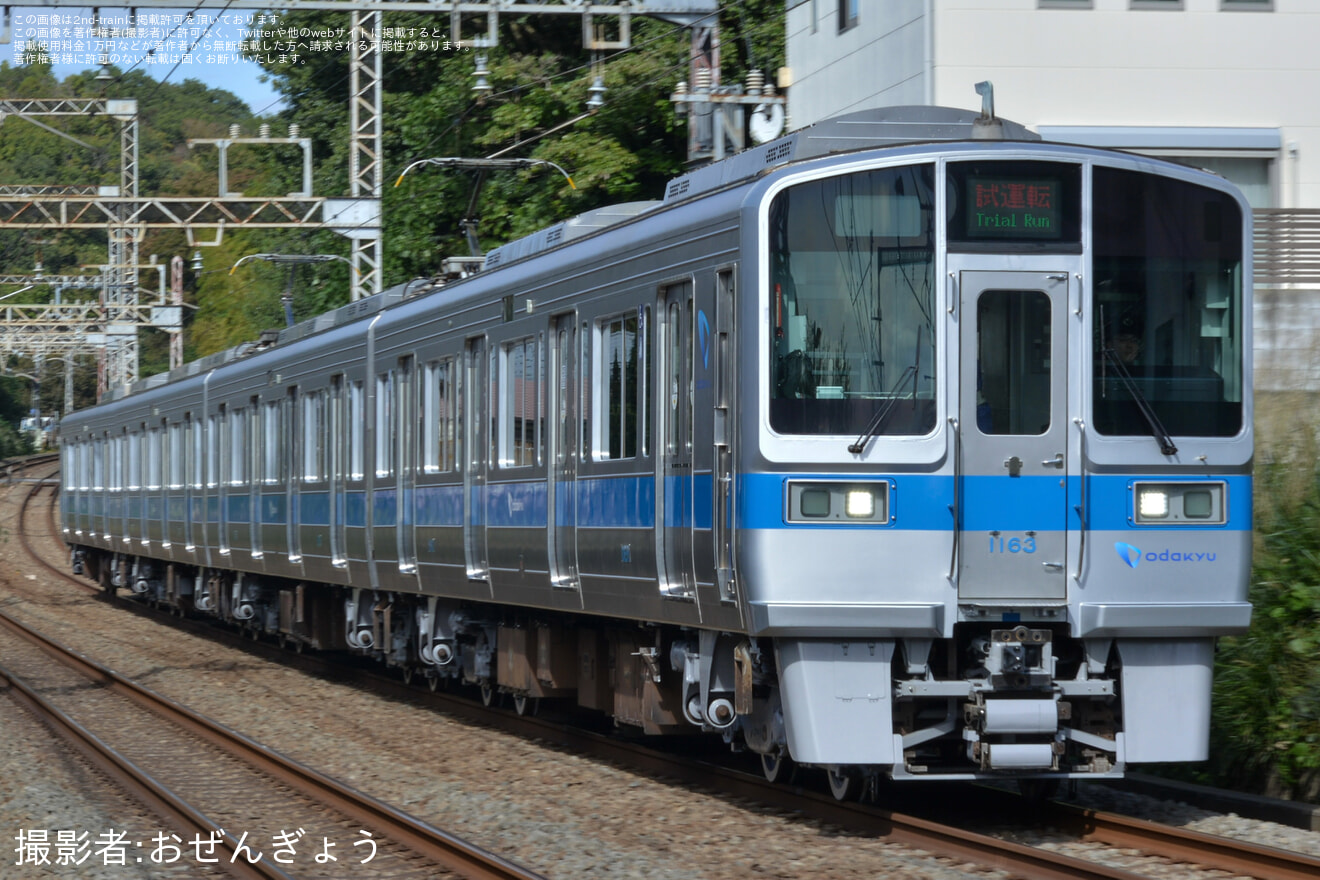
[499, 337, 542, 468]
[975, 290, 1052, 435]
[768, 163, 937, 436]
[423, 360, 456, 473]
[594, 313, 644, 460]
[1091, 167, 1244, 438]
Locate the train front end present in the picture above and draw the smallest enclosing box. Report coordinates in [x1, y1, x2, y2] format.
[740, 141, 1252, 783]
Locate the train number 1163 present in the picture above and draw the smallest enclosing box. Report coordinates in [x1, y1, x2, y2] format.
[988, 534, 1037, 554]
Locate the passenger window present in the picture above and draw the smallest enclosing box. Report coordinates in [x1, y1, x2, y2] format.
[375, 373, 394, 477]
[499, 337, 542, 467]
[595, 312, 645, 460]
[423, 359, 456, 473]
[302, 392, 326, 482]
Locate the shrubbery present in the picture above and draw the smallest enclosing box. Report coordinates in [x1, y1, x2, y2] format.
[1199, 393, 1320, 800]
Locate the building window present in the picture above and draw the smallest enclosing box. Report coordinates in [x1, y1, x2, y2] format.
[838, 0, 858, 33]
[1131, 0, 1183, 9]
[1221, 0, 1271, 9]
[1039, 0, 1093, 8]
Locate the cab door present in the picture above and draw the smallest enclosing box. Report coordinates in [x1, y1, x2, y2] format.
[957, 271, 1069, 600]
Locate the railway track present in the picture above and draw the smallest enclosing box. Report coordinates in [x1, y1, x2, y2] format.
[10, 454, 1320, 880]
[0, 608, 547, 880]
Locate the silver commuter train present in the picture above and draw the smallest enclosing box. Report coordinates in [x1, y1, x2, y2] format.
[59, 107, 1253, 794]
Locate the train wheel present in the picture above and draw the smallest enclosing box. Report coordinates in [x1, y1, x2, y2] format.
[513, 694, 539, 717]
[826, 766, 859, 801]
[760, 751, 794, 784]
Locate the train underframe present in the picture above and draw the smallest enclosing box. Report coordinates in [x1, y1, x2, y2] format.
[77, 548, 1125, 793]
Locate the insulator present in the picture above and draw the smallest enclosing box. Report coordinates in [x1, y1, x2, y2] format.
[586, 75, 606, 111]
[288, 123, 300, 139]
[229, 124, 241, 138]
[259, 123, 271, 138]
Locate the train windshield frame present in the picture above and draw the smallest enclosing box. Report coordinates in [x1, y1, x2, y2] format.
[767, 163, 938, 437]
[1091, 166, 1245, 439]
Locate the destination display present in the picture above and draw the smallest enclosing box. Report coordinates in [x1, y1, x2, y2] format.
[947, 161, 1081, 248]
[967, 177, 1060, 239]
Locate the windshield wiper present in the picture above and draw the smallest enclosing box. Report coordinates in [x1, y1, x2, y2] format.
[847, 364, 918, 454]
[1100, 347, 1178, 456]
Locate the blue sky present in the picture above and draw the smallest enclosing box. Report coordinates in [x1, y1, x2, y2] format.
[3, 7, 286, 114]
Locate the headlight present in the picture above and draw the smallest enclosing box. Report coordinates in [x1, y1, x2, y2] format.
[1137, 488, 1169, 519]
[787, 481, 889, 524]
[845, 488, 875, 518]
[1132, 481, 1226, 525]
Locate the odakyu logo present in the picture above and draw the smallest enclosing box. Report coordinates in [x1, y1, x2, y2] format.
[1114, 542, 1216, 569]
[1115, 542, 1142, 569]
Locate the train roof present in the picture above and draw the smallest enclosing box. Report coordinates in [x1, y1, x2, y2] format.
[101, 106, 1041, 406]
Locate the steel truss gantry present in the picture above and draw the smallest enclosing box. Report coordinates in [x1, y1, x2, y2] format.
[2, 1, 717, 398]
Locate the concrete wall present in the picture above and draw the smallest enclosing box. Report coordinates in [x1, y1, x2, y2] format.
[1255, 290, 1320, 391]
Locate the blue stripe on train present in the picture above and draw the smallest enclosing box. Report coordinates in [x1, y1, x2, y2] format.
[108, 473, 1250, 534]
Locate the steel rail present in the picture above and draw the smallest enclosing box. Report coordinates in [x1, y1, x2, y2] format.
[0, 609, 546, 880]
[1048, 802, 1320, 880]
[0, 657, 291, 880]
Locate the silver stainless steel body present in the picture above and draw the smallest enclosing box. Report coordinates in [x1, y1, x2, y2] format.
[61, 107, 1253, 786]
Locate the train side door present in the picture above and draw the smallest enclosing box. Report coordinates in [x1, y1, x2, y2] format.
[330, 375, 347, 567]
[463, 337, 490, 583]
[957, 271, 1069, 600]
[184, 414, 196, 551]
[546, 315, 580, 590]
[656, 282, 696, 600]
[217, 405, 230, 557]
[286, 388, 301, 564]
[396, 356, 419, 577]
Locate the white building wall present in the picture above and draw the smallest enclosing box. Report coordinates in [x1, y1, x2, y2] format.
[785, 0, 930, 124]
[786, 0, 1320, 208]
